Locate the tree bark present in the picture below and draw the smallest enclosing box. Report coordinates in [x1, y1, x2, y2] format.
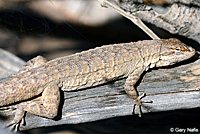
[104, 0, 200, 44]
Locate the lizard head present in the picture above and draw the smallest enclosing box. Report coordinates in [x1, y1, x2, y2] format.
[156, 38, 195, 67]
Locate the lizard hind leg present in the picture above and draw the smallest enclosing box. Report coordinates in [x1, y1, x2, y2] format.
[22, 83, 60, 119]
[6, 83, 60, 131]
[5, 56, 48, 131]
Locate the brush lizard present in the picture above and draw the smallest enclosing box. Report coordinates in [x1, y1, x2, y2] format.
[0, 38, 195, 130]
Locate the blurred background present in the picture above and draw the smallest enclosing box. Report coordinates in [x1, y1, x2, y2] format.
[0, 0, 170, 62]
[0, 0, 199, 134]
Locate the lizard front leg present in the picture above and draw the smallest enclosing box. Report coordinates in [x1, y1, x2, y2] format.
[124, 67, 152, 117]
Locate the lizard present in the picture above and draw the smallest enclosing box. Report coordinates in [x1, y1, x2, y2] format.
[0, 38, 195, 131]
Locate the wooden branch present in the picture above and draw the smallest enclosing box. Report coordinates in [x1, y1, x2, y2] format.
[0, 49, 199, 131]
[98, 0, 160, 39]
[104, 0, 200, 44]
[0, 48, 25, 78]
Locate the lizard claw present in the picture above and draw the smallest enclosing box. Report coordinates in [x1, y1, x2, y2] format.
[0, 105, 17, 110]
[5, 107, 26, 132]
[132, 93, 153, 117]
[6, 116, 25, 132]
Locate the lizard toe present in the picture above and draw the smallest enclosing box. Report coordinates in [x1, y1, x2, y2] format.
[6, 117, 25, 132]
[132, 93, 153, 117]
[6, 107, 26, 132]
[0, 105, 17, 110]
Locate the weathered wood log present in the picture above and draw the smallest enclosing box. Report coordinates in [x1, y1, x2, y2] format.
[102, 0, 200, 44]
[0, 48, 25, 78]
[0, 49, 199, 131]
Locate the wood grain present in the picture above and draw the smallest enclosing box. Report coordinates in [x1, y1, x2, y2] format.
[104, 0, 200, 44]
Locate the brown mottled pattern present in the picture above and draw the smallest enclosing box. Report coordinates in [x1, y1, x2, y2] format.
[0, 38, 195, 130]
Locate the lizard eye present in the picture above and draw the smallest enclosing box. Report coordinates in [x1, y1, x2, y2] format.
[174, 49, 181, 54]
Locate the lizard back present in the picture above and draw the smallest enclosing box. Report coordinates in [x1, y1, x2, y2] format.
[58, 40, 161, 91]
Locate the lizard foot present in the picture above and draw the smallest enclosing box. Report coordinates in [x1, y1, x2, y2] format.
[6, 106, 26, 132]
[6, 117, 25, 132]
[132, 93, 153, 117]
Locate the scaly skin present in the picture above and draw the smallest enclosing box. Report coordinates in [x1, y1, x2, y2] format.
[0, 38, 195, 131]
